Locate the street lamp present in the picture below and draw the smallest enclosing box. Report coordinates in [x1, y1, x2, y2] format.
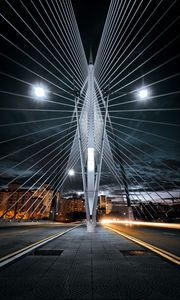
[68, 169, 75, 176]
[34, 87, 45, 98]
[32, 84, 47, 100]
[138, 88, 149, 100]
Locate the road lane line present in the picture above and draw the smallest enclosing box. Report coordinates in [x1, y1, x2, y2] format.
[104, 225, 180, 266]
[0, 224, 81, 268]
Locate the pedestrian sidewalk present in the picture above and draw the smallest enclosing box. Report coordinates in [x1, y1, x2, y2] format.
[0, 224, 179, 300]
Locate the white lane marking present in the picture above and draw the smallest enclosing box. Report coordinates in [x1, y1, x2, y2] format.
[0, 224, 81, 268]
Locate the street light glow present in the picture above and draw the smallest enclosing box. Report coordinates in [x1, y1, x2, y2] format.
[34, 87, 45, 98]
[33, 85, 47, 100]
[138, 88, 149, 99]
[68, 169, 75, 176]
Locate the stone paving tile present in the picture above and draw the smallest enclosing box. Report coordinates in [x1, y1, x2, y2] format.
[0, 224, 180, 300]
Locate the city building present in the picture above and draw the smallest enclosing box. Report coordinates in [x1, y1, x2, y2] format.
[32, 184, 54, 218]
[0, 182, 35, 219]
[0, 190, 9, 217]
[56, 197, 86, 221]
[0, 182, 52, 220]
[99, 195, 112, 215]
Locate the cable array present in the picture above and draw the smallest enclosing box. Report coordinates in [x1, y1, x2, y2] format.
[0, 0, 87, 219]
[94, 0, 179, 209]
[0, 0, 179, 221]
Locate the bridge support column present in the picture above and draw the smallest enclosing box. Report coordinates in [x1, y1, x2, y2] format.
[75, 55, 109, 232]
[87, 220, 96, 232]
[127, 206, 134, 221]
[119, 157, 134, 221]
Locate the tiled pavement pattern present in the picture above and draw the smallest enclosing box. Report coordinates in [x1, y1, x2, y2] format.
[0, 224, 179, 300]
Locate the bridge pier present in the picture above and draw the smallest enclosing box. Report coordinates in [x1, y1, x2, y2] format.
[127, 206, 134, 221]
[86, 219, 96, 232]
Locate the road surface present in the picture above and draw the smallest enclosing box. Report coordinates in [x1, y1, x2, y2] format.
[0, 221, 79, 258]
[103, 222, 180, 257]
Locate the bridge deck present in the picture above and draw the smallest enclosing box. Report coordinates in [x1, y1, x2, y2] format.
[0, 224, 179, 300]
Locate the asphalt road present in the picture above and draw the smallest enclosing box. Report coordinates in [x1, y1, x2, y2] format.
[104, 223, 180, 256]
[0, 221, 179, 260]
[0, 221, 79, 258]
[1, 224, 179, 300]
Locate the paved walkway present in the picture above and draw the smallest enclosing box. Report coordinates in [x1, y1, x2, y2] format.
[0, 224, 179, 300]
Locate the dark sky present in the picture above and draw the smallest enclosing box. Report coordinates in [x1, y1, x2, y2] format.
[0, 0, 179, 200]
[72, 0, 110, 58]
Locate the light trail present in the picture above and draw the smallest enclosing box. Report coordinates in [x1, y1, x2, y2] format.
[101, 219, 180, 229]
[104, 224, 180, 266]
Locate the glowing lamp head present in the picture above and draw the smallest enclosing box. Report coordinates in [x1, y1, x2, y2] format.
[34, 87, 45, 98]
[68, 169, 75, 176]
[33, 84, 47, 100]
[138, 88, 148, 99]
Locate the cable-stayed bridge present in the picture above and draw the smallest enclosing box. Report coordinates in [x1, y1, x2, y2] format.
[0, 0, 179, 231]
[0, 2, 180, 300]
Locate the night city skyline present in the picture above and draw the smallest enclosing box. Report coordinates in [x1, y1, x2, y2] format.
[0, 2, 180, 300]
[0, 0, 179, 204]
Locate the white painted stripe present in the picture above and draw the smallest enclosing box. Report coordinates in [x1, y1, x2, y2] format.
[0, 224, 81, 268]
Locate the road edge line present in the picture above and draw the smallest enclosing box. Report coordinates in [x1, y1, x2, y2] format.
[0, 224, 81, 268]
[104, 225, 180, 266]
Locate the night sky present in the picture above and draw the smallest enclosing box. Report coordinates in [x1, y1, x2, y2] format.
[0, 0, 179, 201]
